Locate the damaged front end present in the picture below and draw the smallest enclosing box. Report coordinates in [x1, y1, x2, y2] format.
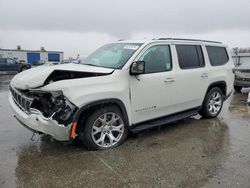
[9, 85, 77, 140]
[29, 90, 77, 125]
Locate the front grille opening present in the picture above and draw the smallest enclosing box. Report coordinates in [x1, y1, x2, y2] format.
[9, 86, 33, 114]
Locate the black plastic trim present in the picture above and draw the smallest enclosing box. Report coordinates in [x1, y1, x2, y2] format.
[130, 108, 198, 133]
[44, 70, 113, 85]
[73, 98, 129, 126]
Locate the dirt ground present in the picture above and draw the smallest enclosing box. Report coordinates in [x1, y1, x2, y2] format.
[0, 75, 250, 188]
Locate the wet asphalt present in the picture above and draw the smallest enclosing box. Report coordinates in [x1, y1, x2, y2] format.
[0, 75, 250, 188]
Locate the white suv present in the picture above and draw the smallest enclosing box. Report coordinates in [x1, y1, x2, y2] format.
[9, 38, 234, 150]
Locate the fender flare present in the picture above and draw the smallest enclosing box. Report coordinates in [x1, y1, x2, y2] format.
[206, 81, 227, 95]
[200, 81, 227, 107]
[70, 98, 129, 140]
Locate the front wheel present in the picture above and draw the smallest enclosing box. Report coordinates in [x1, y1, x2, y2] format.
[199, 87, 224, 118]
[80, 105, 128, 150]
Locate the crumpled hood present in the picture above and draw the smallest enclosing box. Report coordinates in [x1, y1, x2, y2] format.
[11, 63, 114, 90]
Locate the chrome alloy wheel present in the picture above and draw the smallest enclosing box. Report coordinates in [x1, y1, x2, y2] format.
[208, 91, 222, 115]
[91, 112, 124, 148]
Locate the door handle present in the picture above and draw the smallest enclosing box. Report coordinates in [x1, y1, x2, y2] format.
[201, 73, 208, 78]
[164, 78, 175, 83]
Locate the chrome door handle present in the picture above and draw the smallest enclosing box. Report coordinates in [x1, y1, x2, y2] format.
[164, 78, 175, 83]
[201, 73, 208, 78]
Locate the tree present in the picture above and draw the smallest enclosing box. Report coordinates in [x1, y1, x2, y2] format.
[232, 47, 240, 66]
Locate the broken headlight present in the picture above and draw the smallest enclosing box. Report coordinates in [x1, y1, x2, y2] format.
[30, 91, 76, 125]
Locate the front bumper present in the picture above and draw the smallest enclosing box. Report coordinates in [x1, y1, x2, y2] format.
[234, 79, 250, 87]
[9, 93, 71, 141]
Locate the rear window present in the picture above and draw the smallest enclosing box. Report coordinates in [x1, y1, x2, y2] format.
[206, 46, 229, 66]
[176, 45, 205, 69]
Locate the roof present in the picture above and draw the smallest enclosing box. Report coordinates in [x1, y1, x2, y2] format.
[0, 48, 63, 53]
[154, 38, 222, 44]
[117, 37, 224, 46]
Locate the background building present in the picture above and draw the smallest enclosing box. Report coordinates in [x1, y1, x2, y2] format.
[0, 47, 63, 64]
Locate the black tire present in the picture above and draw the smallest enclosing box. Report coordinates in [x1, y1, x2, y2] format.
[199, 87, 224, 118]
[234, 85, 242, 92]
[79, 105, 128, 150]
[19, 66, 27, 72]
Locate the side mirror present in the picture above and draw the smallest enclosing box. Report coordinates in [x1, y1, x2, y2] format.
[130, 61, 145, 75]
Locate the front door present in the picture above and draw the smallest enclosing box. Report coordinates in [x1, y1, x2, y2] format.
[6, 58, 19, 72]
[130, 44, 176, 124]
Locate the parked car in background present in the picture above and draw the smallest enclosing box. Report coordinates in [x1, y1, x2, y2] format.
[0, 58, 31, 74]
[234, 63, 250, 92]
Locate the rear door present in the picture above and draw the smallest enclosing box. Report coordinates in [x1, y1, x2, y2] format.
[0, 58, 5, 72]
[171, 44, 209, 111]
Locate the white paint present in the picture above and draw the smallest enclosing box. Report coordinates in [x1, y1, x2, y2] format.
[9, 39, 235, 141]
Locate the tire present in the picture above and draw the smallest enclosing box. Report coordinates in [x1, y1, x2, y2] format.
[79, 105, 128, 150]
[199, 87, 224, 118]
[234, 85, 242, 92]
[19, 66, 27, 72]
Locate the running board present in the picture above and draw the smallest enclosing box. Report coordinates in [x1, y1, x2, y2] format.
[130, 109, 198, 133]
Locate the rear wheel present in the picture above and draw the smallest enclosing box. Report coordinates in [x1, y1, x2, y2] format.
[199, 87, 223, 118]
[80, 105, 128, 150]
[234, 85, 242, 92]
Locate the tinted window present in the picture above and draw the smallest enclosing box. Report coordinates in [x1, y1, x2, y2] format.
[206, 46, 229, 66]
[176, 45, 204, 69]
[138, 45, 172, 73]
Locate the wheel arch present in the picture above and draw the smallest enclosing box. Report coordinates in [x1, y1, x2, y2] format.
[206, 81, 227, 96]
[201, 81, 227, 107]
[70, 98, 129, 140]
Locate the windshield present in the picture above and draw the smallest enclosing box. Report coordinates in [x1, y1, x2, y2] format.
[239, 63, 250, 69]
[79, 43, 142, 69]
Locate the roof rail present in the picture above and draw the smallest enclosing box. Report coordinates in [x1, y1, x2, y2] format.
[156, 38, 222, 44]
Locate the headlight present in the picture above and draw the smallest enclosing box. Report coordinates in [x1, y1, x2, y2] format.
[29, 90, 77, 125]
[51, 93, 76, 123]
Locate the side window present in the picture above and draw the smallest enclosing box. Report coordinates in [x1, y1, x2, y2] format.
[138, 45, 172, 73]
[6, 59, 17, 65]
[176, 45, 205, 69]
[206, 46, 229, 66]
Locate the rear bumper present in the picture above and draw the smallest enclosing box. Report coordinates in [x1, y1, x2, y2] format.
[9, 93, 71, 141]
[234, 80, 250, 87]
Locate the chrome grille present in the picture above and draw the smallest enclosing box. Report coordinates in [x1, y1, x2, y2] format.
[9, 85, 33, 114]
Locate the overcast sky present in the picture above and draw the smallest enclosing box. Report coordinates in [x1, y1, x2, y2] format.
[1, 0, 250, 58]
